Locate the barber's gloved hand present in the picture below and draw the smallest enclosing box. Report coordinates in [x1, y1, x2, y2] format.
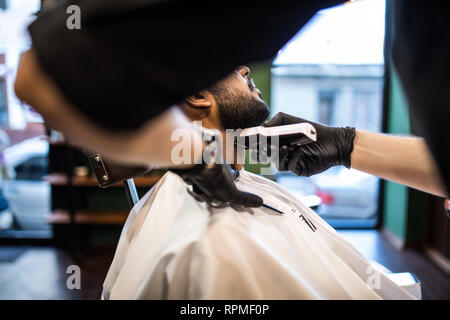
[264, 112, 356, 177]
[171, 163, 263, 207]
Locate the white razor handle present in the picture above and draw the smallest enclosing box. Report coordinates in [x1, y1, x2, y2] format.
[238, 123, 317, 149]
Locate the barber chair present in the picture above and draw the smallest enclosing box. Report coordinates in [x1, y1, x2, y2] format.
[85, 151, 322, 210]
[84, 150, 152, 208]
[84, 153, 421, 299]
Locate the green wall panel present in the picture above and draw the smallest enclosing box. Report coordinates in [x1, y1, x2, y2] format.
[245, 60, 273, 175]
[382, 67, 411, 241]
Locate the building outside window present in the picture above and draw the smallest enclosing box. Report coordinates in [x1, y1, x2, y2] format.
[318, 90, 337, 125]
[271, 0, 386, 228]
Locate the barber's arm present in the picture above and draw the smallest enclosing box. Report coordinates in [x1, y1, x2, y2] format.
[15, 49, 263, 208]
[15, 0, 346, 209]
[15, 49, 199, 167]
[264, 112, 448, 198]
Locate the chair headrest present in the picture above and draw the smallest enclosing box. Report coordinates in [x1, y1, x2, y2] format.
[85, 151, 151, 188]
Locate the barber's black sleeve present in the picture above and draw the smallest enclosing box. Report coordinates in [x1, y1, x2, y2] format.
[28, 0, 344, 132]
[392, 0, 450, 193]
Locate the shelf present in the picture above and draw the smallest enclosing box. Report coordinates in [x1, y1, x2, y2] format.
[48, 209, 129, 225]
[44, 173, 161, 187]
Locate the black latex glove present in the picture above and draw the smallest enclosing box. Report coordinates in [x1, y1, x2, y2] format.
[263, 112, 356, 177]
[171, 163, 263, 207]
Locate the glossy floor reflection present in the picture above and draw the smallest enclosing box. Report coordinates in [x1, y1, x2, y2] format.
[339, 230, 450, 300]
[0, 245, 115, 300]
[0, 230, 449, 299]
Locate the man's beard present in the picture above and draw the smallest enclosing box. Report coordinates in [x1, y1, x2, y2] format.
[210, 86, 270, 130]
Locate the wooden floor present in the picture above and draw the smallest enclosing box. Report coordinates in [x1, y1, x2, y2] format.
[339, 230, 450, 300]
[0, 245, 115, 300]
[0, 230, 449, 300]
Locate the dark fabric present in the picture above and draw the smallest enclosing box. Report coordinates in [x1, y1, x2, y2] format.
[392, 0, 450, 194]
[28, 0, 343, 131]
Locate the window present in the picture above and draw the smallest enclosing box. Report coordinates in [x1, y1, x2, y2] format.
[0, 79, 6, 125]
[352, 90, 382, 132]
[14, 155, 48, 181]
[0, 0, 7, 10]
[0, 0, 49, 238]
[271, 0, 386, 228]
[318, 91, 337, 125]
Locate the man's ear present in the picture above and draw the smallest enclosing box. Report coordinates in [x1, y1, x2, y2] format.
[185, 90, 212, 108]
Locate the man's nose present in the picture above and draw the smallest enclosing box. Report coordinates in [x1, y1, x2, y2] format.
[237, 66, 250, 77]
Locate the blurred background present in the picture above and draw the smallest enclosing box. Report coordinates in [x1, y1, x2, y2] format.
[271, 0, 385, 228]
[0, 0, 448, 299]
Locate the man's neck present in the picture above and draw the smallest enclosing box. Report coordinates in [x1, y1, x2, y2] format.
[220, 131, 244, 171]
[233, 157, 244, 171]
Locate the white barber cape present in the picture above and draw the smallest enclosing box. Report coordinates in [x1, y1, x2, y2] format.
[103, 170, 417, 300]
